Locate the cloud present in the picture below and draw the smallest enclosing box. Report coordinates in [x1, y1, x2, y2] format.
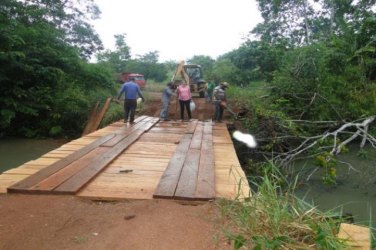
[92, 0, 262, 62]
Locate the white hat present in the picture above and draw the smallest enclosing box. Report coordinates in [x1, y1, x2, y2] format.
[220, 82, 229, 88]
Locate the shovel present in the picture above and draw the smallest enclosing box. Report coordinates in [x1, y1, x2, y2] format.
[220, 101, 248, 120]
[220, 101, 237, 118]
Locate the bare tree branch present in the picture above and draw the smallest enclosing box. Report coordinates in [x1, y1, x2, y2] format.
[275, 116, 375, 166]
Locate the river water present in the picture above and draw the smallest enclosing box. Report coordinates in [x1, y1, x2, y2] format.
[294, 144, 376, 227]
[0, 137, 63, 173]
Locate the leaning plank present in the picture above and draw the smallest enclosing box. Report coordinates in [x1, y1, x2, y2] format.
[90, 97, 112, 134]
[82, 101, 99, 136]
[195, 126, 215, 200]
[53, 119, 158, 194]
[174, 148, 200, 200]
[153, 134, 192, 198]
[7, 133, 116, 193]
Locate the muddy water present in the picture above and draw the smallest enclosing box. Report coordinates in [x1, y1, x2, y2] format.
[294, 144, 376, 226]
[0, 138, 63, 173]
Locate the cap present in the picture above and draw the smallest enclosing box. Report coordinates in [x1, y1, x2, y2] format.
[220, 82, 229, 88]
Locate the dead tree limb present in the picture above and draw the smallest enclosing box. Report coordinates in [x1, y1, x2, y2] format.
[276, 116, 375, 167]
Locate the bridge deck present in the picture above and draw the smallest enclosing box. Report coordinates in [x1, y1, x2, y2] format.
[0, 116, 250, 201]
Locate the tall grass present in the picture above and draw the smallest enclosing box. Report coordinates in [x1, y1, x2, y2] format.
[145, 79, 165, 92]
[216, 162, 349, 249]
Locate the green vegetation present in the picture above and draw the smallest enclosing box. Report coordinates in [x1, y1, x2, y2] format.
[0, 0, 170, 138]
[217, 163, 348, 249]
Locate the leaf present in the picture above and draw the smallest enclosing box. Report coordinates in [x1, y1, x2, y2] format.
[233, 234, 246, 250]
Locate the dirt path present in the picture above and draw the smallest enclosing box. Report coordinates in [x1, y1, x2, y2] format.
[0, 195, 231, 250]
[140, 91, 216, 120]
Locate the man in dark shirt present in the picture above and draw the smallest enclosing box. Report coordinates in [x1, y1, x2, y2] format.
[116, 77, 145, 123]
[213, 82, 228, 122]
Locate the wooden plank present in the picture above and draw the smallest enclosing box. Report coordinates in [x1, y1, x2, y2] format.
[190, 122, 203, 149]
[149, 127, 187, 134]
[77, 171, 161, 200]
[102, 119, 152, 147]
[337, 223, 371, 250]
[7, 133, 116, 193]
[90, 97, 112, 133]
[174, 148, 200, 199]
[0, 174, 29, 193]
[153, 134, 192, 198]
[53, 119, 158, 194]
[29, 147, 109, 193]
[82, 101, 99, 136]
[186, 120, 198, 134]
[195, 140, 215, 200]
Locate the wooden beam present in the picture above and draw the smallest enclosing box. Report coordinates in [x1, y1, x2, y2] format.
[190, 121, 203, 149]
[102, 117, 153, 147]
[337, 223, 371, 250]
[53, 119, 159, 194]
[82, 101, 99, 136]
[91, 97, 112, 133]
[153, 134, 192, 198]
[174, 148, 200, 199]
[28, 147, 109, 193]
[7, 133, 115, 193]
[195, 122, 215, 200]
[186, 120, 198, 134]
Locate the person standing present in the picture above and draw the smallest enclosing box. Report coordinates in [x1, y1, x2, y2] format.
[206, 81, 216, 102]
[160, 82, 176, 121]
[116, 77, 145, 123]
[213, 82, 229, 122]
[176, 80, 192, 121]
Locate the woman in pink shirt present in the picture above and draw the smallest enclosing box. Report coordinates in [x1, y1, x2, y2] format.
[176, 80, 192, 121]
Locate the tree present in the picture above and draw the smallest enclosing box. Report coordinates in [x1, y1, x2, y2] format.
[211, 59, 240, 84]
[0, 0, 115, 137]
[97, 34, 131, 73]
[23, 0, 103, 58]
[130, 51, 168, 82]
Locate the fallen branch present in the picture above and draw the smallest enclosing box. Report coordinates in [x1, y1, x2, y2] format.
[276, 116, 375, 166]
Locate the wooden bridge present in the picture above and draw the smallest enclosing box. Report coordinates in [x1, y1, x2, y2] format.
[0, 116, 250, 201]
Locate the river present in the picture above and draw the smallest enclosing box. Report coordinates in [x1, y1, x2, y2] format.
[294, 144, 376, 227]
[0, 137, 64, 173]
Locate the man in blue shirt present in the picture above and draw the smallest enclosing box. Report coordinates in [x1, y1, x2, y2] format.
[116, 77, 145, 123]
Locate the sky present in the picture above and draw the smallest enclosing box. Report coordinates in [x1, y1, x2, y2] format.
[92, 0, 263, 62]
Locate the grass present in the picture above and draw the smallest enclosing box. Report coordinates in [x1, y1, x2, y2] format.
[144, 79, 165, 92]
[216, 162, 350, 249]
[226, 81, 270, 107]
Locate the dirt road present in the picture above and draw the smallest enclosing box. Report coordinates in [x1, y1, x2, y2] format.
[0, 195, 231, 250]
[140, 91, 215, 121]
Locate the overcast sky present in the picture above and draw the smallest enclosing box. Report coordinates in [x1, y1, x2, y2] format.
[92, 0, 263, 62]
